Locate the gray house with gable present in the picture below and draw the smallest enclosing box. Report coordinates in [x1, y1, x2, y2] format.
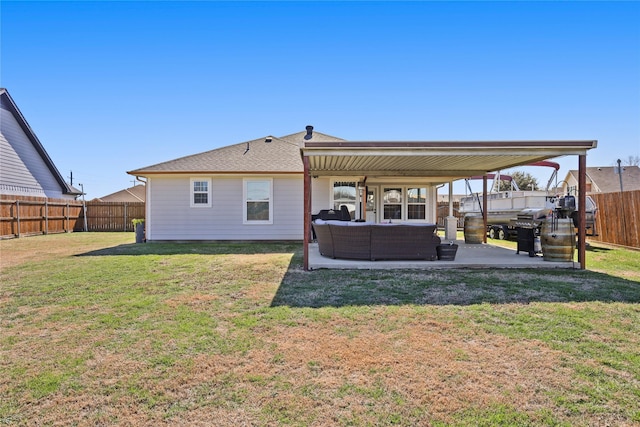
[1, 88, 79, 200]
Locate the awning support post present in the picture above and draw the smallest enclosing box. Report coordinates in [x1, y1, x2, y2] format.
[483, 175, 488, 243]
[578, 154, 587, 269]
[303, 156, 311, 271]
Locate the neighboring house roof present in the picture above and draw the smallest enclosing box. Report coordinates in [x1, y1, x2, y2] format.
[93, 185, 146, 202]
[565, 166, 640, 193]
[0, 88, 80, 198]
[128, 130, 345, 175]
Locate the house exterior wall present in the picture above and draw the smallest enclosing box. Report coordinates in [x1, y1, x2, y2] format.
[311, 176, 332, 213]
[146, 174, 303, 241]
[0, 109, 69, 199]
[145, 174, 440, 241]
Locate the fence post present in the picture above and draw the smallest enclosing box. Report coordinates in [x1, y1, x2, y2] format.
[16, 200, 21, 238]
[44, 199, 49, 235]
[124, 203, 128, 232]
[65, 202, 69, 233]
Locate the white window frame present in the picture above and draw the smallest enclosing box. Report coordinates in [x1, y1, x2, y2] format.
[382, 186, 403, 220]
[243, 178, 273, 225]
[190, 177, 211, 208]
[330, 178, 358, 213]
[406, 186, 428, 221]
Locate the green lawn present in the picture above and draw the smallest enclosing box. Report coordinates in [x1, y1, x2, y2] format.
[1, 233, 638, 426]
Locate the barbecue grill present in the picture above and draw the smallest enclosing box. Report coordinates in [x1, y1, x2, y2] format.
[515, 209, 546, 257]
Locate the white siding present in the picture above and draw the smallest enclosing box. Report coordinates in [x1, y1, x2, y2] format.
[147, 175, 303, 241]
[145, 174, 439, 240]
[311, 176, 332, 213]
[0, 109, 66, 198]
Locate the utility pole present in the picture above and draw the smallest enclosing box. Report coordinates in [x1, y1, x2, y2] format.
[616, 159, 624, 192]
[79, 183, 88, 232]
[616, 159, 628, 246]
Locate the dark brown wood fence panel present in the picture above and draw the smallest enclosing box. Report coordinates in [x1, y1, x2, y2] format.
[1, 195, 82, 238]
[590, 190, 640, 248]
[1, 196, 145, 238]
[85, 201, 145, 232]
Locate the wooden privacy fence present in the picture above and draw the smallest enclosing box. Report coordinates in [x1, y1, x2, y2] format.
[1, 195, 83, 238]
[85, 201, 145, 232]
[1, 196, 145, 238]
[589, 190, 640, 248]
[436, 201, 464, 228]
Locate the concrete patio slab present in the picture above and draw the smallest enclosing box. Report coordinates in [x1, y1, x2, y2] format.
[308, 240, 578, 270]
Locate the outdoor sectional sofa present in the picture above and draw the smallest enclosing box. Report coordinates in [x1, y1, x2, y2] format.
[312, 220, 442, 261]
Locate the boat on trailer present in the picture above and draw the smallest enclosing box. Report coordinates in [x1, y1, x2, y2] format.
[459, 161, 597, 240]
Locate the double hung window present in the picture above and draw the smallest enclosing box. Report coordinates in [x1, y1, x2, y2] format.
[383, 187, 403, 220]
[407, 187, 427, 220]
[244, 178, 273, 224]
[190, 178, 211, 207]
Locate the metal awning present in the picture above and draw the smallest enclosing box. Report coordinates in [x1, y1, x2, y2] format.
[300, 139, 597, 271]
[301, 140, 597, 181]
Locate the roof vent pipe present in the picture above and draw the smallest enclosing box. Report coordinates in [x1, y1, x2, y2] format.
[304, 125, 313, 140]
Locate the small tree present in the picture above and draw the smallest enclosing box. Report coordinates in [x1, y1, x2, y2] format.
[497, 171, 540, 191]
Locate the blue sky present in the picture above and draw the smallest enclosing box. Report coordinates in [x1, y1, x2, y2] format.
[2, 1, 639, 199]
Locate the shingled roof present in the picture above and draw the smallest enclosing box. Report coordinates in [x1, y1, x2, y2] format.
[567, 166, 640, 193]
[93, 184, 146, 202]
[128, 130, 344, 175]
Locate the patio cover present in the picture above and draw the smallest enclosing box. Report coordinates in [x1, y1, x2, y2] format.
[300, 139, 597, 270]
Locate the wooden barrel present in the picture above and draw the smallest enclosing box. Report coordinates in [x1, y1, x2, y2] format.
[541, 218, 575, 262]
[464, 215, 484, 244]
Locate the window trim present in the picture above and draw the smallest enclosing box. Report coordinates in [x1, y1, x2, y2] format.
[380, 185, 430, 221]
[330, 178, 358, 212]
[190, 177, 211, 208]
[243, 178, 273, 225]
[382, 186, 403, 220]
[406, 186, 428, 221]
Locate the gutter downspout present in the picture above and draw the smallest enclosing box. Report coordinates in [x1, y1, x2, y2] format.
[136, 176, 149, 240]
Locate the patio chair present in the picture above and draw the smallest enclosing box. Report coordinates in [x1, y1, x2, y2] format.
[340, 205, 352, 221]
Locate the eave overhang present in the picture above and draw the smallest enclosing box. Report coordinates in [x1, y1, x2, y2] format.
[126, 170, 302, 176]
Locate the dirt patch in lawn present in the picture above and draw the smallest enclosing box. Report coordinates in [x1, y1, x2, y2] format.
[110, 310, 572, 426]
[255, 314, 570, 424]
